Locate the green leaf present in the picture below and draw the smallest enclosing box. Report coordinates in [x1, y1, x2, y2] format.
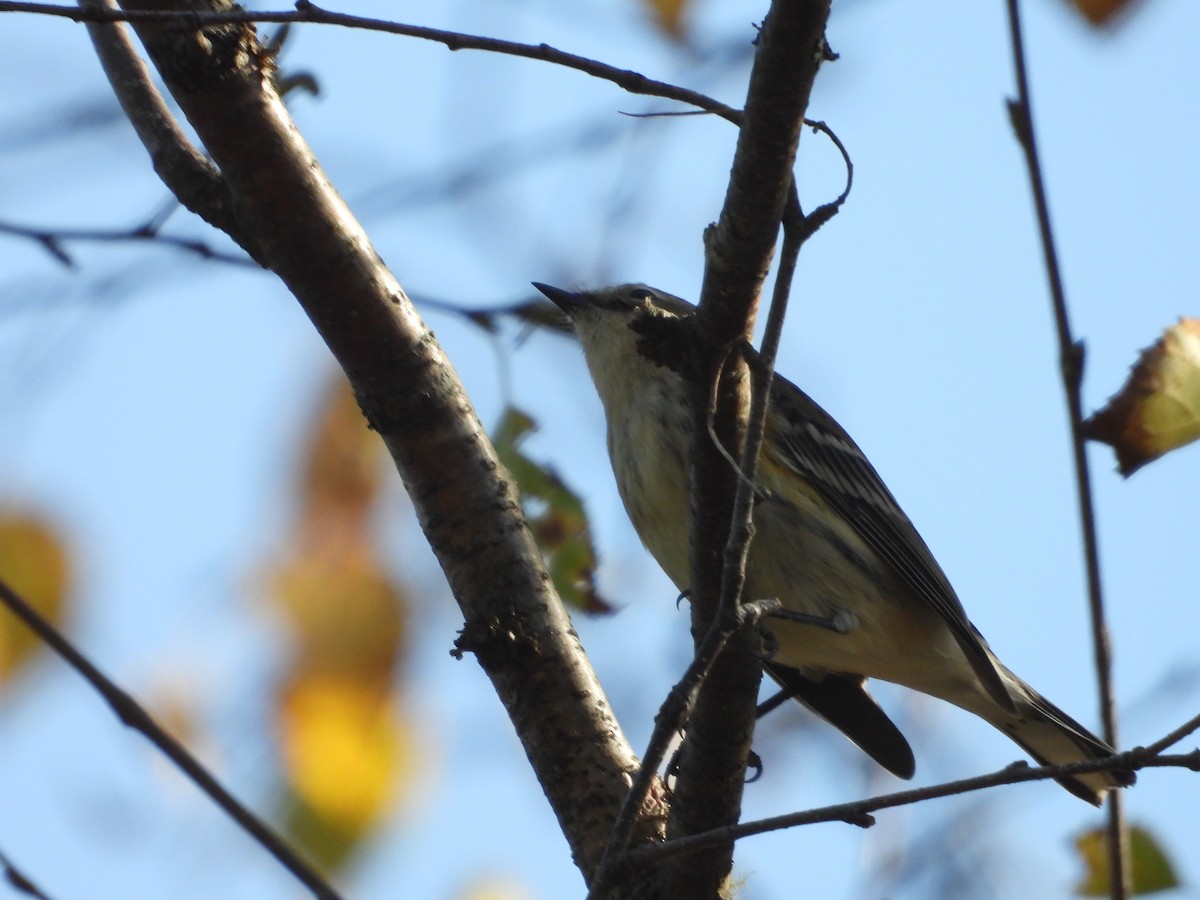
[493, 407, 612, 614]
[1075, 824, 1181, 895]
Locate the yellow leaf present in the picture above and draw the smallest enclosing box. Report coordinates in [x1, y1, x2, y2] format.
[0, 512, 72, 682]
[1084, 318, 1200, 475]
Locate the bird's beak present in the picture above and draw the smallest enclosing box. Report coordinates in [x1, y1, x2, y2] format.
[532, 282, 586, 314]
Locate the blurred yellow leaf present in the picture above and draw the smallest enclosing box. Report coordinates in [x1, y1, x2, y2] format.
[268, 545, 406, 680]
[265, 366, 409, 679]
[264, 367, 422, 870]
[299, 374, 385, 529]
[0, 512, 71, 682]
[1075, 824, 1180, 895]
[493, 407, 611, 614]
[644, 0, 690, 39]
[1084, 318, 1200, 475]
[278, 674, 414, 868]
[457, 875, 536, 900]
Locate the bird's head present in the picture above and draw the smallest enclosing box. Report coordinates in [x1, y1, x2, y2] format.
[533, 282, 696, 376]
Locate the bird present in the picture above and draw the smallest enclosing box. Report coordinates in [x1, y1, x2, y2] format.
[534, 280, 1127, 804]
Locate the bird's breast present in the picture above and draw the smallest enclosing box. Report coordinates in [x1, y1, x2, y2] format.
[604, 374, 694, 587]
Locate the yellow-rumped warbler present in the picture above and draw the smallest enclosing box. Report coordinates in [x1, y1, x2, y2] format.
[535, 281, 1126, 805]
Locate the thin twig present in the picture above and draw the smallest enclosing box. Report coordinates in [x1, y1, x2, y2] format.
[1136, 710, 1200, 757]
[2, 1, 741, 124]
[0, 579, 342, 900]
[585, 595, 781, 900]
[793, 119, 853, 241]
[75, 0, 257, 256]
[0, 217, 256, 268]
[614, 741, 1199, 877]
[704, 341, 763, 492]
[601, 51, 848, 900]
[0, 848, 52, 900]
[1004, 2, 1128, 896]
[713, 179, 803, 682]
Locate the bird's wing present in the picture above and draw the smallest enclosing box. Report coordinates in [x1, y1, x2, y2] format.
[764, 376, 1015, 712]
[763, 663, 916, 779]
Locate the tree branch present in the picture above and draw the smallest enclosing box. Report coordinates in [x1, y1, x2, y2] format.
[0, 214, 255, 268]
[664, 2, 832, 897]
[0, 845, 53, 900]
[619, 736, 1199, 875]
[75, 0, 261, 259]
[1004, 1, 1128, 896]
[1137, 710, 1200, 757]
[103, 0, 651, 881]
[591, 167, 847, 897]
[587, 594, 783, 900]
[2, 1, 740, 123]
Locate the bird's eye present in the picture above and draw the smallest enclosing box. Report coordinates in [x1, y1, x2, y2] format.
[629, 288, 654, 304]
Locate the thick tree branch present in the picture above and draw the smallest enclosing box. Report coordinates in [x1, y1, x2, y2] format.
[102, 0, 654, 882]
[664, 2, 832, 897]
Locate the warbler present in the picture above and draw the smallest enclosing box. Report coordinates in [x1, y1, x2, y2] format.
[534, 281, 1126, 805]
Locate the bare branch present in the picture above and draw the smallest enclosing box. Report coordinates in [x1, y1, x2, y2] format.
[663, 2, 832, 896]
[0, 578, 340, 899]
[107, 0, 648, 879]
[618, 738, 1200, 876]
[1004, 1, 1128, 895]
[0, 847, 52, 900]
[0, 215, 255, 267]
[1, 0, 740, 122]
[75, 0, 261, 258]
[587, 594, 783, 900]
[1137, 711, 1200, 757]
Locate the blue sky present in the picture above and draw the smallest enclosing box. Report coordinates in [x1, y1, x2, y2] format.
[1, 1, 1198, 898]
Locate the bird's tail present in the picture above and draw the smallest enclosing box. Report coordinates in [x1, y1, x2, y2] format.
[981, 676, 1132, 805]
